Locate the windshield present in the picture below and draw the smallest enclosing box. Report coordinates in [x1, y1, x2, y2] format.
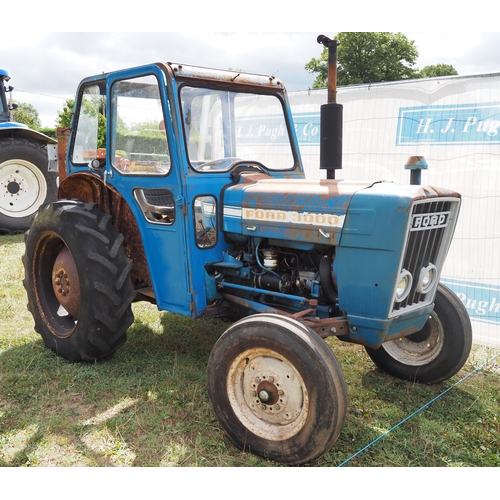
[180, 86, 295, 172]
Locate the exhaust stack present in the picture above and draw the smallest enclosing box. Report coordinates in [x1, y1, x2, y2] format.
[317, 35, 343, 179]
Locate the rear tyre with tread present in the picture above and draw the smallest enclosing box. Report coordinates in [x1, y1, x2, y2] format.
[22, 200, 135, 362]
[207, 314, 347, 465]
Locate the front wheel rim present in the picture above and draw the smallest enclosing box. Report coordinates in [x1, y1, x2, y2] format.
[382, 311, 444, 366]
[0, 159, 47, 218]
[227, 348, 309, 441]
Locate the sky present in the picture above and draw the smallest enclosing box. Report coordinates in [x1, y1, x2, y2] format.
[3, 27, 500, 128]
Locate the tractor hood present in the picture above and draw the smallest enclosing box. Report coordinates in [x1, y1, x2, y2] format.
[221, 173, 461, 248]
[222, 173, 374, 247]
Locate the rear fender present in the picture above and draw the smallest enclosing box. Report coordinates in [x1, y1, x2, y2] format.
[0, 123, 57, 144]
[58, 173, 152, 292]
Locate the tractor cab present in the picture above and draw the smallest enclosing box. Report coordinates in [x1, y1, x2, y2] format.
[59, 63, 306, 315]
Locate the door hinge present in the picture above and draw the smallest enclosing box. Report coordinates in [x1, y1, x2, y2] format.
[175, 195, 188, 215]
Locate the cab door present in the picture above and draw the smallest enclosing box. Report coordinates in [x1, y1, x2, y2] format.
[105, 66, 193, 315]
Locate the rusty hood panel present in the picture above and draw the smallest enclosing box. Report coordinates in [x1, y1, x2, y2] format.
[222, 173, 376, 246]
[222, 173, 461, 247]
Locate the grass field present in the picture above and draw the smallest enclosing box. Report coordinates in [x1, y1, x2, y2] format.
[1, 233, 499, 467]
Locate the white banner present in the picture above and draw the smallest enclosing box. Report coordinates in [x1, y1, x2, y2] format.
[290, 74, 500, 348]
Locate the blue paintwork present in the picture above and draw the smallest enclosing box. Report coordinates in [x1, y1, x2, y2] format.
[0, 121, 56, 144]
[109, 65, 193, 315]
[62, 62, 462, 349]
[335, 182, 460, 346]
[0, 69, 56, 143]
[336, 183, 427, 344]
[0, 121, 28, 130]
[67, 65, 241, 315]
[222, 177, 372, 245]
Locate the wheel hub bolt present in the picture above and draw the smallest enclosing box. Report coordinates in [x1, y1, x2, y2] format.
[7, 180, 21, 195]
[259, 390, 270, 402]
[54, 270, 71, 296]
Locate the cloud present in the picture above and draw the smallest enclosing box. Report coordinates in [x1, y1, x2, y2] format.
[2, 32, 499, 127]
[410, 32, 500, 75]
[3, 32, 324, 126]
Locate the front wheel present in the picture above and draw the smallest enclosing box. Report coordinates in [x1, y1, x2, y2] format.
[22, 200, 135, 362]
[365, 284, 472, 384]
[207, 314, 347, 465]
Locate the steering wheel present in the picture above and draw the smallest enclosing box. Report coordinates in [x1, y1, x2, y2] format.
[198, 157, 241, 171]
[228, 161, 269, 181]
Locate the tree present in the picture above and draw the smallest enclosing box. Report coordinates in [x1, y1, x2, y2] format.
[305, 32, 419, 88]
[56, 98, 75, 127]
[304, 49, 329, 89]
[417, 64, 458, 78]
[56, 97, 107, 148]
[12, 102, 41, 129]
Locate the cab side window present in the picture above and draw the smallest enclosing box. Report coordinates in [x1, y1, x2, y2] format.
[71, 82, 106, 165]
[194, 196, 217, 248]
[111, 75, 170, 175]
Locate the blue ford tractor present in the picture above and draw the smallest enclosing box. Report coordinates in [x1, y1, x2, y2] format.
[22, 36, 472, 464]
[0, 69, 57, 233]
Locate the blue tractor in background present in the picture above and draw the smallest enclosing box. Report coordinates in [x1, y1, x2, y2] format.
[22, 36, 472, 464]
[0, 68, 57, 233]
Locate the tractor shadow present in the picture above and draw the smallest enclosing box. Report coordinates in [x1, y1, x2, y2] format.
[0, 311, 269, 467]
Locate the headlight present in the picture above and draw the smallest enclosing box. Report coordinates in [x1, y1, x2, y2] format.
[395, 269, 412, 302]
[417, 264, 437, 294]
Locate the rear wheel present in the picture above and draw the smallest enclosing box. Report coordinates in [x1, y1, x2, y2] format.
[0, 138, 57, 233]
[365, 283, 472, 384]
[207, 314, 347, 464]
[22, 200, 135, 362]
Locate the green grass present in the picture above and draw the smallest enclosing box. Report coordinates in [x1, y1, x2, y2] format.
[0, 233, 499, 467]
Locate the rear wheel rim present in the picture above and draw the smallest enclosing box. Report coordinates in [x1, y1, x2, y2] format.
[0, 159, 47, 218]
[33, 232, 79, 338]
[51, 245, 81, 319]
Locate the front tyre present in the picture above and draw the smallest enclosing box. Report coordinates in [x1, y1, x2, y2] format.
[22, 200, 135, 362]
[0, 138, 57, 233]
[365, 284, 472, 384]
[207, 314, 347, 465]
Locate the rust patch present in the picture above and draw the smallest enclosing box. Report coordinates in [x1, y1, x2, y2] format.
[221, 291, 348, 339]
[58, 173, 152, 292]
[52, 245, 81, 318]
[56, 127, 70, 182]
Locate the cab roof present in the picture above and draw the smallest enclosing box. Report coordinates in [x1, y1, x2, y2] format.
[164, 62, 285, 91]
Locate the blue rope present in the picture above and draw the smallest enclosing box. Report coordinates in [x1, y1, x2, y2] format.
[337, 351, 500, 467]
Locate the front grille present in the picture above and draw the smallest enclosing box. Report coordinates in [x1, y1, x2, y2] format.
[391, 198, 460, 315]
